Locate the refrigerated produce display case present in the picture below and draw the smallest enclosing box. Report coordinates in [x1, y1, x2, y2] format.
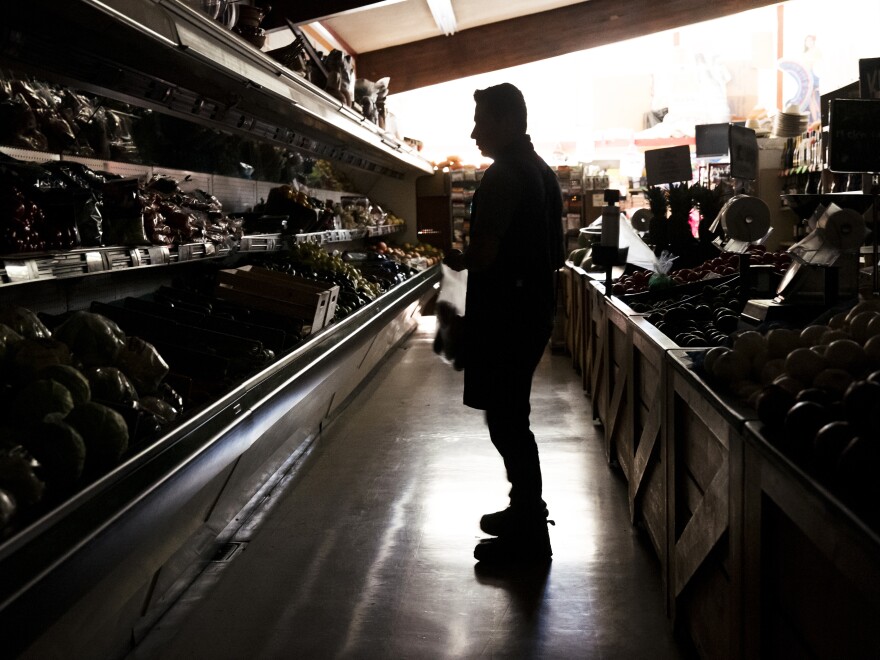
[0, 2, 439, 657]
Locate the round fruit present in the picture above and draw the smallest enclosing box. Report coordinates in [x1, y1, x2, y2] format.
[813, 421, 856, 482]
[785, 347, 826, 385]
[711, 350, 751, 385]
[842, 380, 880, 431]
[812, 368, 855, 396]
[773, 374, 805, 396]
[703, 346, 729, 376]
[755, 384, 795, 429]
[800, 325, 829, 346]
[784, 401, 831, 463]
[820, 329, 850, 345]
[865, 334, 880, 367]
[823, 339, 867, 376]
[759, 358, 785, 385]
[766, 328, 802, 358]
[733, 331, 767, 359]
[848, 311, 880, 344]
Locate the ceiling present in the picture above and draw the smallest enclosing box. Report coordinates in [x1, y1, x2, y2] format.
[261, 0, 781, 94]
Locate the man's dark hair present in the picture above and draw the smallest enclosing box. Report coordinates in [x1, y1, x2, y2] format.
[474, 83, 528, 134]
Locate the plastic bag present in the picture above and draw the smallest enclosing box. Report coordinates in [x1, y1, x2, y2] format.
[433, 264, 467, 370]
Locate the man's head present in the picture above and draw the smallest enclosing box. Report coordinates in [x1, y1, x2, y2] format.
[471, 83, 528, 158]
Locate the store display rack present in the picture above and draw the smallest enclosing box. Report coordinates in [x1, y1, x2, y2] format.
[1, 0, 433, 179]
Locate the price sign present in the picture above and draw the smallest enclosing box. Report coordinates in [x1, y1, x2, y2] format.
[828, 98, 880, 173]
[859, 57, 880, 99]
[728, 124, 758, 180]
[644, 145, 692, 186]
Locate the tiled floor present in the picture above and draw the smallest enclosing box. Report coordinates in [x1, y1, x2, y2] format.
[130, 317, 684, 659]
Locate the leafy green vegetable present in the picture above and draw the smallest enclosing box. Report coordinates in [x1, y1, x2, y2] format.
[11, 338, 71, 382]
[53, 311, 126, 367]
[65, 402, 129, 471]
[12, 379, 75, 425]
[0, 444, 45, 507]
[87, 367, 138, 404]
[115, 337, 169, 395]
[0, 323, 23, 365]
[25, 417, 86, 490]
[0, 307, 51, 340]
[38, 364, 90, 405]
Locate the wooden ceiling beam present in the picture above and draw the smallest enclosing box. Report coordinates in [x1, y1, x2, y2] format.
[355, 0, 779, 93]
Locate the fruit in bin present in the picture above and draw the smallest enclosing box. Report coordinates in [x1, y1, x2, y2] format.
[822, 339, 867, 377]
[773, 374, 805, 396]
[759, 358, 786, 385]
[848, 311, 880, 344]
[842, 380, 880, 432]
[812, 368, 854, 397]
[834, 435, 880, 513]
[709, 349, 750, 385]
[756, 384, 795, 430]
[800, 325, 828, 345]
[864, 334, 880, 367]
[784, 347, 826, 385]
[766, 328, 802, 358]
[813, 421, 857, 482]
[783, 401, 831, 464]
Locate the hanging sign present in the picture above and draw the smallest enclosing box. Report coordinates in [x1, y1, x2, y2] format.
[644, 145, 692, 186]
[728, 124, 758, 180]
[859, 57, 880, 99]
[828, 98, 880, 173]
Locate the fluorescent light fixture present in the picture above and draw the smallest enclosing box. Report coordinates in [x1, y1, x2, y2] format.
[426, 0, 457, 36]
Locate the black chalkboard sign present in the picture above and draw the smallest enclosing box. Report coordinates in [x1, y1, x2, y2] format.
[860, 58, 880, 99]
[728, 124, 758, 180]
[644, 145, 692, 186]
[828, 98, 880, 173]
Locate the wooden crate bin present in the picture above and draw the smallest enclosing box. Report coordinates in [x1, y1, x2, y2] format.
[626, 318, 676, 574]
[666, 349, 756, 660]
[602, 296, 639, 467]
[587, 279, 608, 423]
[742, 423, 880, 659]
[232, 265, 340, 325]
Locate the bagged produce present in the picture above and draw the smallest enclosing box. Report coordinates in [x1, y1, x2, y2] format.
[433, 264, 467, 371]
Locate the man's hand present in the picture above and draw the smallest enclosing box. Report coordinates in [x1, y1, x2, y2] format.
[444, 249, 466, 272]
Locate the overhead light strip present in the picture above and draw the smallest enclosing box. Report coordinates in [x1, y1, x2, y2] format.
[426, 0, 457, 36]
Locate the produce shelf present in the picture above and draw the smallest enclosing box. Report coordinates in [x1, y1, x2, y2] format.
[0, 264, 440, 659]
[1, 0, 433, 179]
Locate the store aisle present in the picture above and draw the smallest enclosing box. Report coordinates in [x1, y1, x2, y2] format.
[130, 317, 683, 660]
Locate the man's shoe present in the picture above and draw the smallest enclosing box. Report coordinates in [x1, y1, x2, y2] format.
[479, 506, 551, 537]
[473, 533, 552, 565]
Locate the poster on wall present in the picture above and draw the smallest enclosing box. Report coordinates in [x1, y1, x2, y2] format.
[644, 145, 692, 186]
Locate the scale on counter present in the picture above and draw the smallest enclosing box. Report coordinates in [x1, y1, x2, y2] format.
[742, 200, 868, 324]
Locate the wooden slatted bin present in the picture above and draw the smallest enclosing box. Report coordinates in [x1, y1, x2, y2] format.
[742, 422, 880, 659]
[665, 349, 756, 660]
[587, 279, 608, 423]
[574, 269, 594, 392]
[603, 295, 642, 468]
[626, 317, 677, 578]
[561, 264, 578, 365]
